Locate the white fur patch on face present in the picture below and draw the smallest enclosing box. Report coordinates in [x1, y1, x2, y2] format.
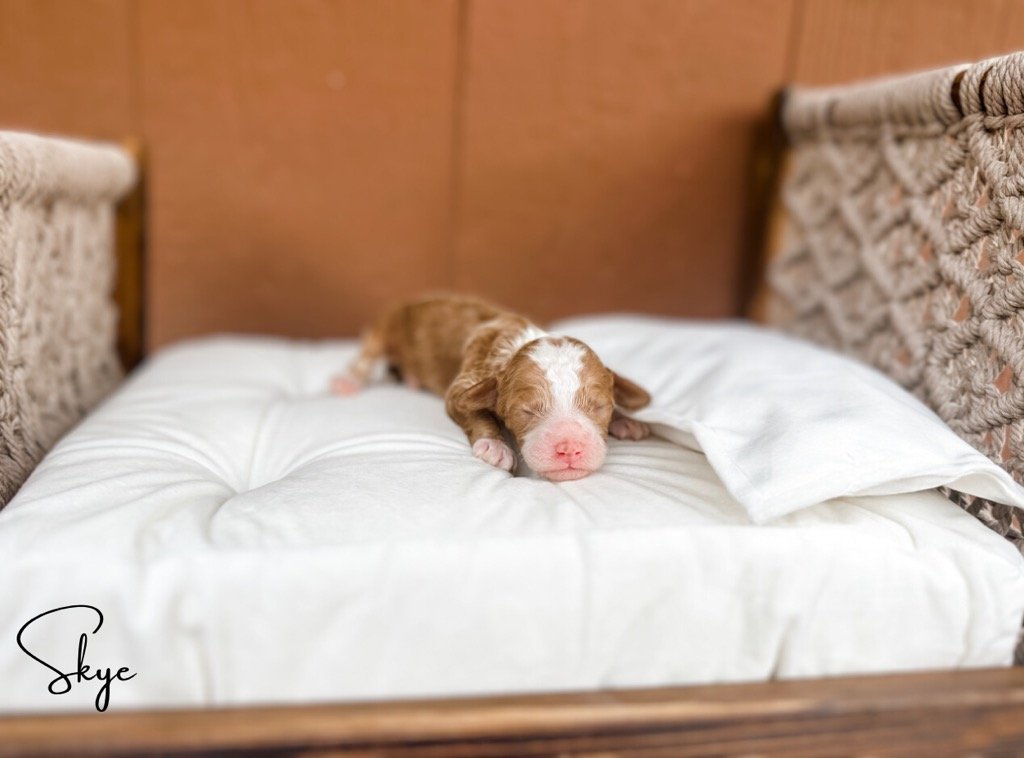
[489, 323, 548, 369]
[529, 338, 584, 413]
[511, 325, 548, 353]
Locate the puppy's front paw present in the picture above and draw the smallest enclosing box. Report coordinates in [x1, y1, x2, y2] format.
[472, 437, 516, 472]
[330, 375, 363, 396]
[609, 416, 650, 441]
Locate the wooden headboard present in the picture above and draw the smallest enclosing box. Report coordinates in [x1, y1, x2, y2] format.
[106, 124, 778, 368]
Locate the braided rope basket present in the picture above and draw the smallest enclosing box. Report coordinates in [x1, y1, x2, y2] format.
[763, 52, 1024, 663]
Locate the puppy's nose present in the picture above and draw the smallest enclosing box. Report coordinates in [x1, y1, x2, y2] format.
[554, 440, 585, 459]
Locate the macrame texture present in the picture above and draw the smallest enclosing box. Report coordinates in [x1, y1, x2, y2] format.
[0, 131, 135, 505]
[767, 53, 1024, 554]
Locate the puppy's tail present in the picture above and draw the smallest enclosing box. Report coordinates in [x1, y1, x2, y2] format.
[330, 322, 386, 396]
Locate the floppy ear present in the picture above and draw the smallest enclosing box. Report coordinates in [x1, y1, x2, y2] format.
[459, 375, 498, 412]
[611, 372, 651, 411]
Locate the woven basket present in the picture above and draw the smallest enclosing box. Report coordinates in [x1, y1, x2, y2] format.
[765, 52, 1024, 561]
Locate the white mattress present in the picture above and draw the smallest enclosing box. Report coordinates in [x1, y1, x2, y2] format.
[2, 333, 1023, 713]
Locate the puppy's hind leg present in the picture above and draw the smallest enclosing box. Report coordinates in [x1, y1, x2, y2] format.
[331, 326, 385, 396]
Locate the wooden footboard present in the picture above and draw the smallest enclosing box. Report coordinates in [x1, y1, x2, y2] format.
[3, 669, 1024, 756]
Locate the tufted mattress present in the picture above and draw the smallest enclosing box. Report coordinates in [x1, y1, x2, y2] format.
[2, 325, 1023, 713]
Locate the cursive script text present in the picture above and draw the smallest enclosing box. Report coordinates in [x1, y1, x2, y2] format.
[16, 604, 136, 712]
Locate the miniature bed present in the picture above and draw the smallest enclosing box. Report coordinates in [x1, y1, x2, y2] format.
[4, 51, 1024, 755]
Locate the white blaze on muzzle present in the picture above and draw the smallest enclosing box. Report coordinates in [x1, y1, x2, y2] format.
[521, 338, 607, 478]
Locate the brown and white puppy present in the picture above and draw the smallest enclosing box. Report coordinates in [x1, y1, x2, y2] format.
[332, 295, 651, 481]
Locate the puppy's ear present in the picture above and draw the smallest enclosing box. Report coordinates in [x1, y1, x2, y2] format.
[611, 372, 651, 411]
[461, 375, 498, 412]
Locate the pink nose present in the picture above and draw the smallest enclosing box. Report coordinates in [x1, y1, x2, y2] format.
[554, 440, 585, 460]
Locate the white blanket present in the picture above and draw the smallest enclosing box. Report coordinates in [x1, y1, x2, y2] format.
[1, 334, 1022, 713]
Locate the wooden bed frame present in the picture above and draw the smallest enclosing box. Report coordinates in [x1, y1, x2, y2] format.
[3, 127, 1024, 756]
[112, 138, 147, 373]
[4, 669, 1024, 756]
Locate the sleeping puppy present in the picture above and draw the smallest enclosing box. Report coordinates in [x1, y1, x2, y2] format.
[332, 295, 652, 481]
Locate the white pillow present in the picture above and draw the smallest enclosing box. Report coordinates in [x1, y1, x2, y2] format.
[552, 315, 1024, 524]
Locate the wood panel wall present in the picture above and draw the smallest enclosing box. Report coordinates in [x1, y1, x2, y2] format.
[1, 0, 1024, 347]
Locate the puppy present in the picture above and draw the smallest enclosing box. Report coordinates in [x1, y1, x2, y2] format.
[332, 295, 651, 481]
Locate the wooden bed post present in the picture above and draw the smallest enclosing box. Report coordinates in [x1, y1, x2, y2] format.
[741, 89, 789, 322]
[114, 138, 146, 371]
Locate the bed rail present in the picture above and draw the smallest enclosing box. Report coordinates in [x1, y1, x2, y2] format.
[3, 668, 1024, 756]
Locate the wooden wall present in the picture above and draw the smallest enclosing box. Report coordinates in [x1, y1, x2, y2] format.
[1, 0, 1023, 347]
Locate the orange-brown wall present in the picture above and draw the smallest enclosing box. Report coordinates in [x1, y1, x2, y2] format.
[2, 0, 1023, 347]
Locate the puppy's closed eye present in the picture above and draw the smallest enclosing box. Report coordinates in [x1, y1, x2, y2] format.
[513, 405, 543, 422]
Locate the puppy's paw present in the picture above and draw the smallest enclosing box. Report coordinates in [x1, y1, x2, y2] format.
[472, 437, 516, 472]
[609, 416, 650, 441]
[330, 375, 363, 396]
